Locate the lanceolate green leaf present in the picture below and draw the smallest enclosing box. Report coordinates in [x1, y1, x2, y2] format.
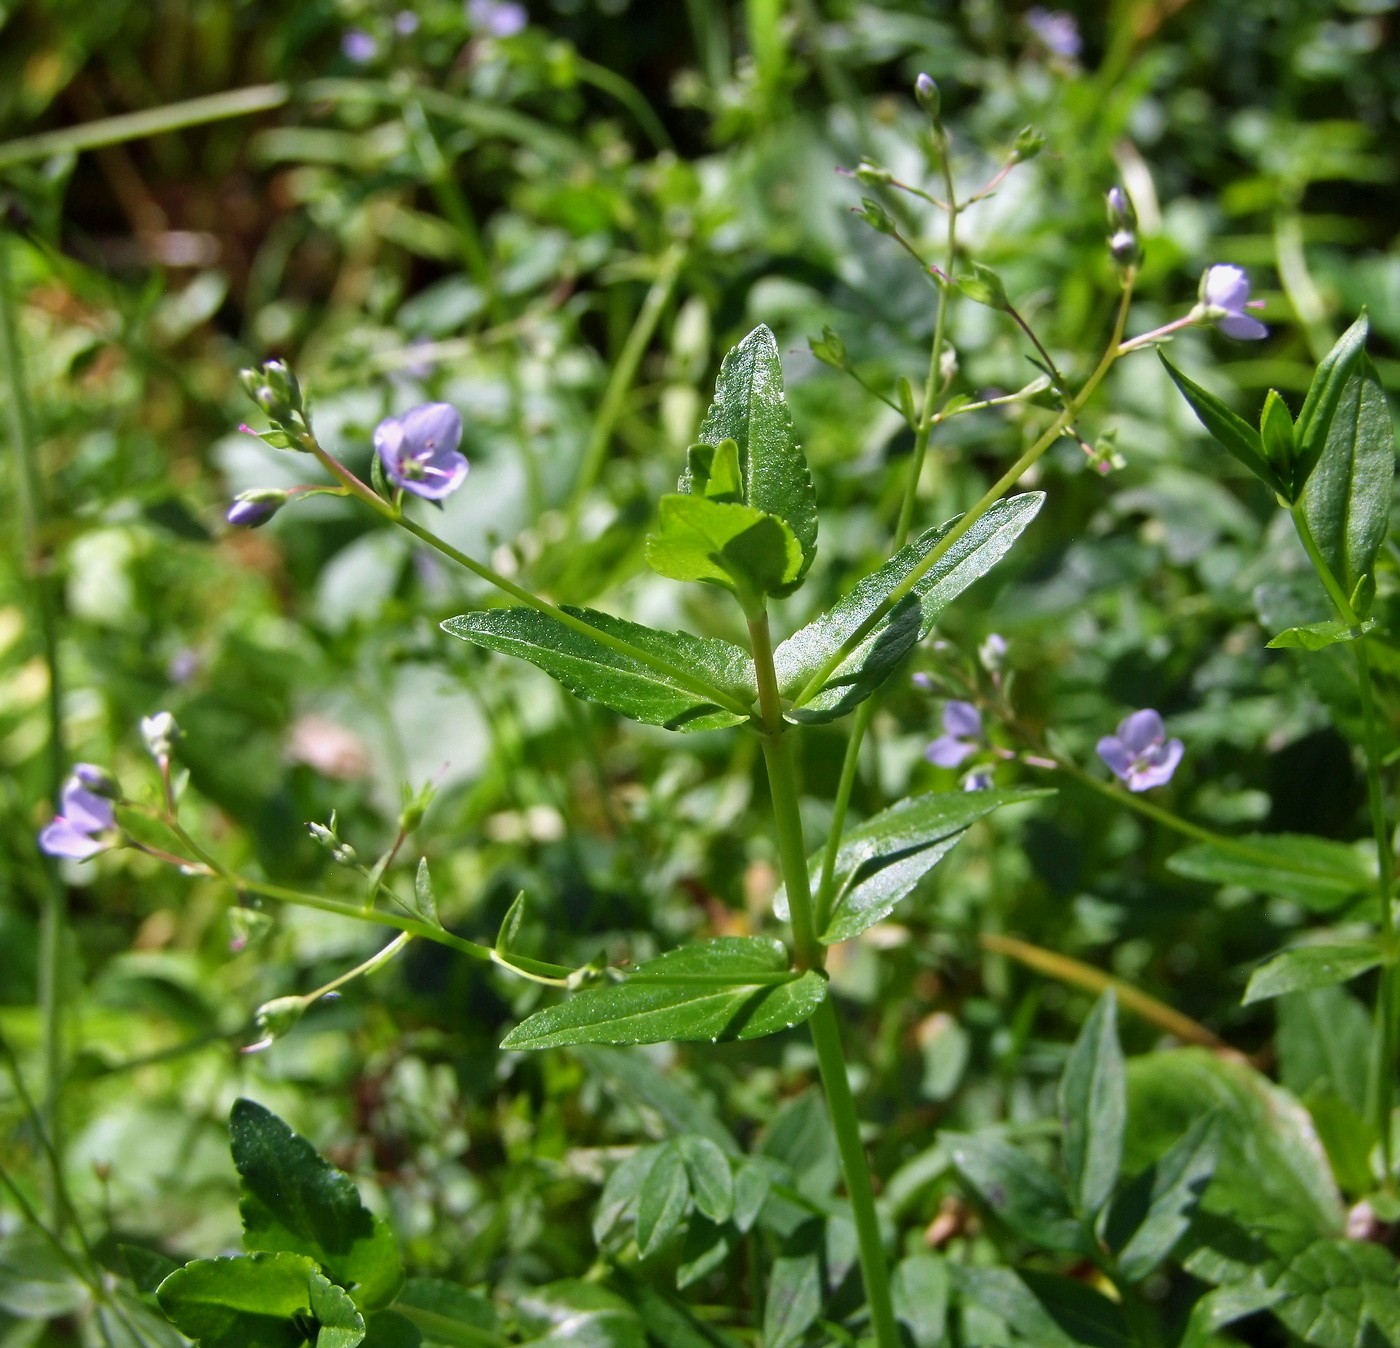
[636, 1143, 690, 1258]
[776, 494, 1044, 723]
[686, 324, 818, 591]
[1300, 356, 1396, 592]
[1108, 1115, 1219, 1283]
[1293, 314, 1370, 497]
[229, 1099, 403, 1310]
[1165, 834, 1375, 912]
[943, 1132, 1084, 1253]
[1242, 942, 1384, 1005]
[154, 1252, 325, 1348]
[499, 938, 827, 1050]
[443, 607, 755, 733]
[1160, 354, 1283, 495]
[1058, 991, 1125, 1222]
[775, 788, 1051, 942]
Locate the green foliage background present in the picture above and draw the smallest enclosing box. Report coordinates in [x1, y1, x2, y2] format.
[2, 0, 1400, 1343]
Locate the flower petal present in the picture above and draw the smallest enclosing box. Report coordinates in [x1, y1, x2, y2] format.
[374, 416, 408, 487]
[38, 818, 106, 860]
[1117, 709, 1165, 756]
[1126, 738, 1184, 791]
[926, 735, 976, 768]
[1203, 264, 1249, 312]
[1217, 313, 1268, 341]
[60, 779, 114, 833]
[1096, 735, 1132, 779]
[399, 451, 469, 500]
[943, 700, 982, 739]
[399, 402, 463, 456]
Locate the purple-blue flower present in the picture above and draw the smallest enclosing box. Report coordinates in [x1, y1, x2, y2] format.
[963, 767, 995, 792]
[1200, 265, 1267, 340]
[374, 403, 469, 500]
[1097, 710, 1184, 792]
[468, 0, 528, 37]
[38, 766, 118, 860]
[342, 29, 378, 63]
[926, 701, 982, 768]
[394, 10, 420, 35]
[1026, 7, 1081, 58]
[226, 489, 288, 528]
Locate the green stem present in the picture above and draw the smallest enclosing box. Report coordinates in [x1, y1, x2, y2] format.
[0, 230, 67, 1224]
[568, 242, 687, 516]
[807, 999, 900, 1348]
[573, 57, 674, 152]
[748, 613, 898, 1348]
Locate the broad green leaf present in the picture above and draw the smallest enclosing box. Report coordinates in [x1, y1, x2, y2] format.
[154, 1252, 320, 1348]
[1124, 1050, 1343, 1241]
[515, 1281, 645, 1348]
[1165, 833, 1375, 912]
[1259, 389, 1295, 479]
[1160, 355, 1284, 496]
[944, 1132, 1084, 1252]
[678, 1134, 733, 1225]
[0, 1230, 90, 1317]
[443, 607, 754, 734]
[575, 1045, 737, 1153]
[1293, 315, 1370, 497]
[1194, 1236, 1400, 1348]
[775, 494, 1043, 722]
[393, 1279, 498, 1347]
[784, 787, 1053, 942]
[954, 1265, 1124, 1348]
[1059, 991, 1125, 1221]
[636, 1142, 690, 1258]
[230, 1099, 403, 1310]
[763, 1221, 823, 1348]
[621, 1276, 736, 1348]
[686, 324, 818, 590]
[892, 1253, 949, 1348]
[1180, 1281, 1286, 1348]
[1268, 619, 1376, 650]
[1243, 942, 1384, 1005]
[499, 937, 827, 1049]
[1303, 1089, 1376, 1198]
[594, 1144, 665, 1245]
[361, 1310, 424, 1348]
[311, 1274, 369, 1348]
[1301, 355, 1396, 592]
[732, 1160, 771, 1234]
[675, 1217, 731, 1290]
[645, 494, 802, 603]
[760, 1088, 840, 1202]
[1277, 986, 1371, 1116]
[1107, 1114, 1219, 1283]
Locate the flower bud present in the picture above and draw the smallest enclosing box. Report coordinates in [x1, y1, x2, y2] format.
[979, 634, 1008, 672]
[1108, 229, 1141, 269]
[140, 712, 180, 761]
[238, 360, 303, 425]
[246, 995, 306, 1052]
[1106, 185, 1137, 232]
[914, 73, 940, 118]
[854, 198, 897, 236]
[854, 161, 893, 186]
[226, 488, 289, 528]
[308, 820, 358, 867]
[1011, 125, 1045, 163]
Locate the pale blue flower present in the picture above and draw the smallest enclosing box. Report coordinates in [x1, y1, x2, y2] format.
[38, 766, 117, 860]
[927, 701, 982, 768]
[374, 403, 469, 500]
[1097, 710, 1184, 791]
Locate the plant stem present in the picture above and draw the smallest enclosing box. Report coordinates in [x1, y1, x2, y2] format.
[568, 242, 686, 517]
[0, 230, 67, 1224]
[748, 610, 898, 1348]
[807, 998, 900, 1348]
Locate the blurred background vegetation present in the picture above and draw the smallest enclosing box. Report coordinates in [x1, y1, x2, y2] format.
[1, 0, 1398, 1340]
